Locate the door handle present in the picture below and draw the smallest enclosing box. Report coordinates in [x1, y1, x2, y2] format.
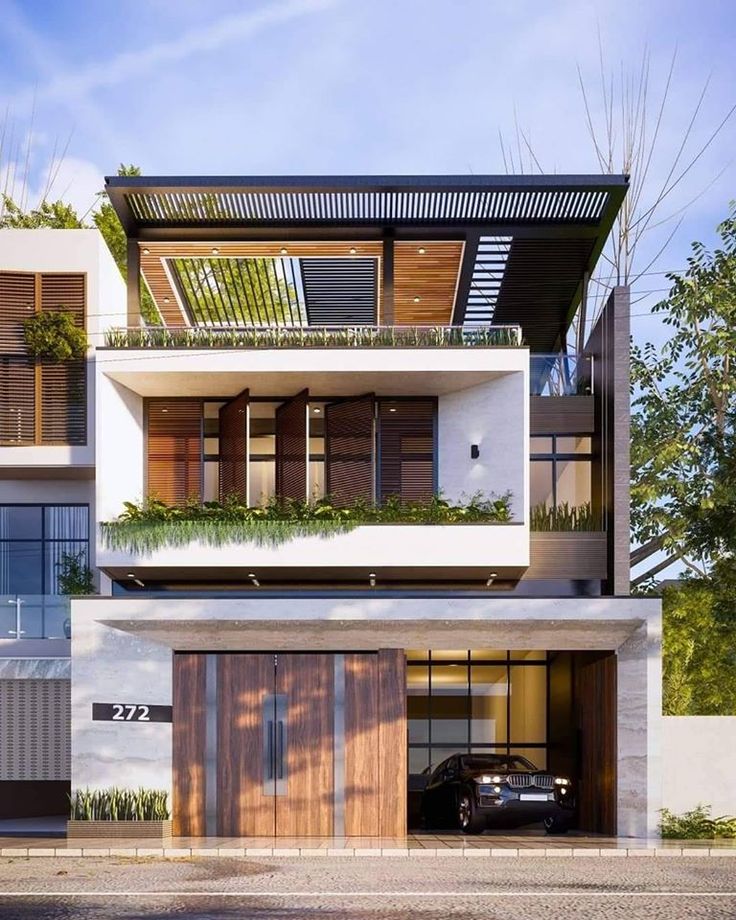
[267, 719, 275, 780]
[276, 719, 285, 779]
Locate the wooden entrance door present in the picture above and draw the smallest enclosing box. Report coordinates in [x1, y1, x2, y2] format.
[172, 650, 406, 837]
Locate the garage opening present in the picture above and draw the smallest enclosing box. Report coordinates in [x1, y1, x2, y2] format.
[407, 649, 616, 835]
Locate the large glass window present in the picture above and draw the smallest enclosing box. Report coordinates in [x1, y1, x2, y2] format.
[530, 435, 592, 510]
[0, 504, 89, 595]
[407, 650, 548, 774]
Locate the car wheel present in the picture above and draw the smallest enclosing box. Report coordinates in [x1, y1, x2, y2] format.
[544, 815, 571, 835]
[458, 791, 485, 835]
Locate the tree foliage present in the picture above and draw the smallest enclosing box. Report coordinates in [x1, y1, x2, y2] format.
[0, 194, 84, 229]
[631, 205, 736, 583]
[662, 579, 736, 715]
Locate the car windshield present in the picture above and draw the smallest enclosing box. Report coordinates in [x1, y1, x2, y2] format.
[460, 754, 537, 773]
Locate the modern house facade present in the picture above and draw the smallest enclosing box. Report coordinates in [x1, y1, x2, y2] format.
[0, 175, 661, 839]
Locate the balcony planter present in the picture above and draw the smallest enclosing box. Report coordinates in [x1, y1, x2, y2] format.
[67, 819, 173, 840]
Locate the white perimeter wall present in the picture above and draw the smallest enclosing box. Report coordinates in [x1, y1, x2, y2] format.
[438, 373, 527, 521]
[662, 716, 736, 816]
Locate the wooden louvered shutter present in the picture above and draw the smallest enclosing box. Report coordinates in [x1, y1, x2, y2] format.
[219, 389, 249, 502]
[0, 272, 36, 444]
[40, 274, 87, 445]
[378, 399, 436, 504]
[147, 399, 202, 504]
[325, 395, 375, 506]
[275, 389, 308, 501]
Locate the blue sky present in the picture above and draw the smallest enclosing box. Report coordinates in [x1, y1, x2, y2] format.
[1, 0, 735, 344]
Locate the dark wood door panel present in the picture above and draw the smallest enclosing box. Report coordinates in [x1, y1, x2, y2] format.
[378, 648, 407, 837]
[345, 654, 380, 836]
[172, 653, 206, 837]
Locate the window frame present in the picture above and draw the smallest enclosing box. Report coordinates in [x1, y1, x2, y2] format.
[530, 434, 593, 508]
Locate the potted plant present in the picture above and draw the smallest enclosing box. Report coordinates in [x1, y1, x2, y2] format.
[23, 310, 87, 362]
[67, 788, 172, 840]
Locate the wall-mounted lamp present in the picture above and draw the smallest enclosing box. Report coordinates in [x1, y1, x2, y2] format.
[470, 444, 480, 460]
[127, 572, 145, 588]
[247, 572, 260, 587]
[368, 572, 377, 588]
[486, 572, 498, 587]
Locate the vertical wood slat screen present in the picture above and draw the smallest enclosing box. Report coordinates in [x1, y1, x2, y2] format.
[0, 271, 86, 445]
[147, 399, 202, 504]
[325, 395, 375, 506]
[275, 389, 308, 501]
[378, 398, 436, 503]
[219, 389, 249, 502]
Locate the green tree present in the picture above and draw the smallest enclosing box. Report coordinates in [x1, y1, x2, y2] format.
[0, 195, 84, 229]
[662, 580, 736, 715]
[631, 205, 736, 587]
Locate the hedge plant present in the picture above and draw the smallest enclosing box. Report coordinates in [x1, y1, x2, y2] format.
[23, 311, 87, 362]
[659, 805, 736, 839]
[101, 492, 514, 553]
[69, 787, 169, 821]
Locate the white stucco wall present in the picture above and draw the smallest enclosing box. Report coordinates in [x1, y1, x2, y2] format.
[662, 717, 736, 817]
[438, 373, 527, 522]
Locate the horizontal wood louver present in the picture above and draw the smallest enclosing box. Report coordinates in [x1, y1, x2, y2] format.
[219, 390, 249, 503]
[40, 274, 85, 323]
[275, 390, 308, 501]
[0, 356, 35, 443]
[0, 272, 35, 353]
[41, 362, 86, 444]
[147, 399, 202, 504]
[378, 399, 436, 504]
[325, 395, 375, 506]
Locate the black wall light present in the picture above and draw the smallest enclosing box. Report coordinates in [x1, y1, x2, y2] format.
[470, 444, 480, 460]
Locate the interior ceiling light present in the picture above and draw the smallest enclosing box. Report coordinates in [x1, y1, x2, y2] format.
[247, 572, 260, 587]
[280, 247, 288, 255]
[413, 296, 421, 303]
[349, 247, 357, 254]
[312, 407, 321, 414]
[389, 407, 397, 412]
[163, 297, 170, 303]
[418, 247, 426, 254]
[142, 248, 150, 255]
[486, 572, 499, 586]
[211, 247, 219, 255]
[369, 571, 377, 587]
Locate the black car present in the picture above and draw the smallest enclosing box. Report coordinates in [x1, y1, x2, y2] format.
[420, 753, 575, 834]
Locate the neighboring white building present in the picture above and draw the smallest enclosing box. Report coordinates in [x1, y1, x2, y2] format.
[1, 175, 665, 838]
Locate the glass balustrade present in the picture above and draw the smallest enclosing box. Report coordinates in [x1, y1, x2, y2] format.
[530, 353, 593, 396]
[0, 595, 71, 640]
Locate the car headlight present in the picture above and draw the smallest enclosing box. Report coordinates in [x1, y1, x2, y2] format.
[554, 777, 570, 786]
[476, 774, 505, 784]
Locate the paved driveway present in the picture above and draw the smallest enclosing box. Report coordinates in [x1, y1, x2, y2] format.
[1, 855, 736, 918]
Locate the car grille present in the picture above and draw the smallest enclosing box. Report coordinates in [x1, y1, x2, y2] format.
[507, 773, 554, 790]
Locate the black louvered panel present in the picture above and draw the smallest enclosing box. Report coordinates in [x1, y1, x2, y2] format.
[0, 272, 35, 353]
[219, 389, 249, 502]
[275, 389, 308, 501]
[147, 399, 202, 504]
[40, 274, 85, 324]
[301, 258, 377, 325]
[41, 361, 86, 445]
[378, 399, 436, 504]
[0, 357, 35, 443]
[325, 395, 375, 506]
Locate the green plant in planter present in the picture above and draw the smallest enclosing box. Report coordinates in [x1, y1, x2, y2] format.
[56, 550, 96, 595]
[659, 804, 736, 839]
[69, 787, 170, 821]
[23, 311, 87, 362]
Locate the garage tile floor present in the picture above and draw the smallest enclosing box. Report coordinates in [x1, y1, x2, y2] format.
[2, 831, 735, 858]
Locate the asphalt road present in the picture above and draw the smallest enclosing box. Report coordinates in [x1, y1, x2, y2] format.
[1, 855, 736, 919]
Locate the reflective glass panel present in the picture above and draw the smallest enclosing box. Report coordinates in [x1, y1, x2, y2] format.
[555, 436, 592, 455]
[556, 459, 591, 507]
[530, 460, 554, 507]
[407, 666, 430, 744]
[510, 666, 547, 743]
[470, 665, 508, 744]
[430, 664, 469, 744]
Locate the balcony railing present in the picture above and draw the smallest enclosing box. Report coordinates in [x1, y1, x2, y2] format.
[0, 595, 71, 640]
[102, 324, 523, 350]
[530, 353, 593, 396]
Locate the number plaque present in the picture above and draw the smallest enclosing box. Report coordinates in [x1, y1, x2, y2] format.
[92, 703, 172, 723]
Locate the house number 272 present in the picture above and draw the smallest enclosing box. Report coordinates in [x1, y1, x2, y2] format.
[112, 704, 150, 721]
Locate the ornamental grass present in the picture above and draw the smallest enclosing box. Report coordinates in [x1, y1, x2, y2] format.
[69, 787, 169, 821]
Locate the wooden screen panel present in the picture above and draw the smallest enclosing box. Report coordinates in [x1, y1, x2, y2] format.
[325, 395, 375, 506]
[393, 241, 464, 325]
[378, 399, 436, 503]
[40, 361, 86, 445]
[0, 272, 35, 353]
[276, 654, 334, 837]
[377, 649, 407, 838]
[275, 390, 308, 501]
[219, 390, 249, 502]
[218, 654, 275, 836]
[172, 654, 206, 836]
[0, 357, 35, 444]
[574, 650, 617, 834]
[147, 399, 202, 503]
[40, 273, 85, 324]
[345, 654, 380, 836]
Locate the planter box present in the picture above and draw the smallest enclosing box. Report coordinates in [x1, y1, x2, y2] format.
[67, 819, 173, 839]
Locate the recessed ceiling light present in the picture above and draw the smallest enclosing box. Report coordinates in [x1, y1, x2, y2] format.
[127, 572, 135, 579]
[349, 247, 357, 254]
[418, 247, 426, 255]
[413, 296, 421, 303]
[161, 408, 168, 413]
[389, 407, 397, 412]
[142, 248, 150, 255]
[280, 247, 288, 255]
[369, 572, 376, 587]
[312, 407, 321, 414]
[212, 247, 219, 255]
[163, 297, 170, 303]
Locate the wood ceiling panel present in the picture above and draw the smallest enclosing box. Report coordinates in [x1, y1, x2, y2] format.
[393, 241, 463, 325]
